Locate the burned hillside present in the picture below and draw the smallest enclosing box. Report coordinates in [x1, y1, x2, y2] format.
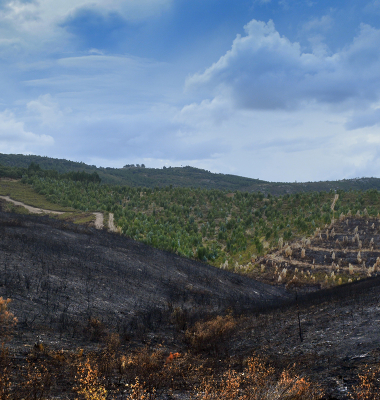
[0, 210, 289, 342]
[252, 214, 380, 289]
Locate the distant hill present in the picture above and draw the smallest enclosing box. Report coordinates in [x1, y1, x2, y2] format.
[1, 152, 380, 194]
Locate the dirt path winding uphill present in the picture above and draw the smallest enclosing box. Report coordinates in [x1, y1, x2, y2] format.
[93, 212, 104, 229]
[0, 195, 112, 230]
[0, 195, 65, 215]
[108, 212, 117, 232]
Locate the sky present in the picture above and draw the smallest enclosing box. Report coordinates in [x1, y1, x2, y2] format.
[1, 0, 380, 182]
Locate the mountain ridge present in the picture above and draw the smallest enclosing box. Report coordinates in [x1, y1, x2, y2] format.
[1, 152, 380, 194]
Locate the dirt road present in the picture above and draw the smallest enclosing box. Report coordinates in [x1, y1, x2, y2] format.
[0, 195, 121, 232]
[93, 212, 104, 229]
[108, 213, 117, 232]
[0, 195, 65, 215]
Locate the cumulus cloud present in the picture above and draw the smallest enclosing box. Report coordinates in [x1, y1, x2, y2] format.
[186, 20, 380, 111]
[0, 110, 54, 153]
[177, 97, 233, 126]
[27, 94, 68, 126]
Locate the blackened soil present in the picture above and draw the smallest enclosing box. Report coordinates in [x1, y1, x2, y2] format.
[0, 211, 288, 341]
[2, 210, 380, 398]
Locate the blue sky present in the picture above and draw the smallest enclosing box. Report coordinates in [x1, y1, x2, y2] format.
[1, 0, 380, 182]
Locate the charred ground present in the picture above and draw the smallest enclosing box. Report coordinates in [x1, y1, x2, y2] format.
[0, 210, 287, 338]
[1, 207, 380, 398]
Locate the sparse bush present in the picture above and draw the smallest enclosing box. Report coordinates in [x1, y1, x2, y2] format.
[285, 246, 292, 257]
[194, 354, 324, 400]
[350, 363, 380, 399]
[19, 358, 52, 400]
[185, 315, 237, 354]
[0, 298, 17, 339]
[74, 358, 107, 400]
[126, 377, 156, 400]
[85, 318, 108, 342]
[0, 346, 11, 400]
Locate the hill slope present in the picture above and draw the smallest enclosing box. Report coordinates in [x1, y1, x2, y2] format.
[0, 209, 289, 339]
[2, 210, 380, 398]
[2, 152, 380, 193]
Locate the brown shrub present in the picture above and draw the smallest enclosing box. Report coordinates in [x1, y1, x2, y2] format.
[350, 364, 380, 399]
[97, 333, 121, 377]
[73, 357, 107, 400]
[185, 315, 237, 354]
[18, 358, 52, 400]
[0, 345, 11, 400]
[85, 318, 108, 342]
[194, 354, 324, 400]
[118, 346, 165, 388]
[125, 377, 156, 400]
[0, 298, 17, 338]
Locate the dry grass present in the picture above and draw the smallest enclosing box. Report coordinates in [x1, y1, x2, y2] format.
[185, 314, 237, 354]
[194, 355, 324, 400]
[350, 364, 380, 399]
[0, 298, 17, 339]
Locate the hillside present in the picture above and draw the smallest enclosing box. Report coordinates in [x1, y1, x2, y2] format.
[253, 214, 380, 288]
[2, 209, 380, 398]
[2, 152, 380, 194]
[4, 177, 380, 290]
[0, 209, 288, 330]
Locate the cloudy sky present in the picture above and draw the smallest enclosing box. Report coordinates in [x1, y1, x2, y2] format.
[1, 0, 380, 182]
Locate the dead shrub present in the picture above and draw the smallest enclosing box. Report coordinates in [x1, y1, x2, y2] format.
[125, 377, 156, 400]
[350, 364, 380, 399]
[85, 317, 108, 342]
[170, 307, 189, 331]
[195, 369, 242, 400]
[194, 354, 323, 400]
[18, 358, 52, 400]
[0, 298, 17, 339]
[97, 333, 120, 377]
[185, 315, 237, 354]
[0, 345, 11, 400]
[118, 346, 165, 388]
[74, 357, 107, 400]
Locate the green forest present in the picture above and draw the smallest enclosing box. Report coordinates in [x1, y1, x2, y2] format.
[16, 172, 380, 272]
[3, 161, 380, 272]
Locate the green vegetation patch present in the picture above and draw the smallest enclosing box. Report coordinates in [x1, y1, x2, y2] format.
[0, 198, 31, 215]
[6, 174, 380, 284]
[0, 180, 73, 212]
[54, 211, 96, 225]
[18, 176, 345, 267]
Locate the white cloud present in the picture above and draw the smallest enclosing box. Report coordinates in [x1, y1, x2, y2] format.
[0, 109, 54, 153]
[27, 93, 68, 126]
[0, 0, 172, 32]
[177, 97, 233, 127]
[302, 15, 333, 33]
[0, 0, 173, 55]
[186, 20, 380, 112]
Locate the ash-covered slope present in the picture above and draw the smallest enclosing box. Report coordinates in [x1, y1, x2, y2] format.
[0, 211, 289, 337]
